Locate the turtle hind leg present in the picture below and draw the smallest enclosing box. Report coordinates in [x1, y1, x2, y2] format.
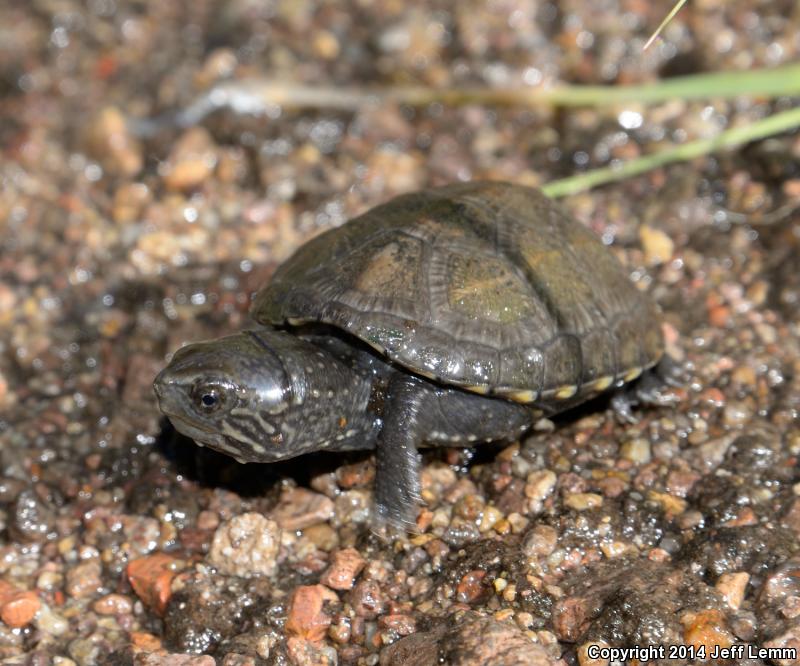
[611, 355, 685, 423]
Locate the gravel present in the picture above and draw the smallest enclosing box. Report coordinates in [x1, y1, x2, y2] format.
[1, 0, 799, 664]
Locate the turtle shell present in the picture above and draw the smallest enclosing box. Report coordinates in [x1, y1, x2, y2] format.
[251, 181, 663, 405]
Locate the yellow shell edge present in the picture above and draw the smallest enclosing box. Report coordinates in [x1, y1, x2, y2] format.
[554, 384, 578, 400]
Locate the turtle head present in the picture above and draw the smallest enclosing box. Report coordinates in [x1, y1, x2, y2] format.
[154, 329, 298, 463]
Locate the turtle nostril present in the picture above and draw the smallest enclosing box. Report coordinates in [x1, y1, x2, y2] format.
[153, 372, 170, 399]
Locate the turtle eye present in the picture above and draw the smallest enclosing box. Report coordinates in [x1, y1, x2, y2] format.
[192, 383, 227, 413]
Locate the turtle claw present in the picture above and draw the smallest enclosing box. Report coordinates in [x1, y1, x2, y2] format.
[611, 355, 685, 423]
[371, 501, 422, 540]
[611, 391, 638, 424]
[372, 460, 423, 536]
[654, 354, 687, 388]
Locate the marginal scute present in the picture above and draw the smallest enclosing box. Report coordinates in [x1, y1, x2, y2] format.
[542, 335, 583, 394]
[365, 340, 385, 354]
[251, 181, 664, 407]
[577, 328, 617, 386]
[623, 366, 643, 382]
[590, 375, 615, 392]
[508, 389, 538, 403]
[554, 385, 578, 400]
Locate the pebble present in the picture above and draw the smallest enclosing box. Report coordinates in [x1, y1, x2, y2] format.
[378, 613, 416, 636]
[36, 605, 69, 637]
[312, 30, 341, 60]
[755, 560, 800, 608]
[335, 461, 375, 489]
[421, 464, 458, 497]
[698, 387, 726, 408]
[453, 493, 485, 521]
[92, 593, 134, 615]
[524, 470, 557, 503]
[328, 614, 352, 644]
[53, 656, 76, 665]
[731, 365, 757, 387]
[320, 548, 366, 591]
[207, 513, 281, 577]
[522, 525, 558, 558]
[65, 560, 103, 599]
[381, 610, 555, 666]
[0, 477, 25, 503]
[303, 523, 340, 552]
[639, 225, 675, 265]
[271, 488, 335, 531]
[127, 553, 184, 615]
[600, 541, 634, 559]
[764, 627, 800, 666]
[349, 580, 386, 619]
[160, 128, 218, 191]
[9, 488, 56, 543]
[286, 636, 338, 666]
[219, 653, 258, 666]
[552, 593, 595, 642]
[332, 490, 372, 527]
[478, 505, 503, 533]
[456, 570, 487, 604]
[379, 627, 438, 666]
[577, 640, 611, 666]
[85, 106, 143, 176]
[647, 491, 688, 517]
[723, 400, 754, 427]
[594, 474, 628, 498]
[665, 468, 700, 497]
[681, 609, 735, 652]
[715, 572, 749, 610]
[195, 48, 238, 87]
[722, 506, 758, 527]
[0, 284, 17, 328]
[197, 510, 221, 531]
[68, 636, 109, 664]
[620, 437, 652, 464]
[112, 182, 151, 225]
[506, 512, 529, 534]
[781, 498, 800, 536]
[564, 493, 603, 511]
[0, 580, 40, 628]
[130, 631, 163, 651]
[285, 584, 340, 642]
[0, 370, 11, 409]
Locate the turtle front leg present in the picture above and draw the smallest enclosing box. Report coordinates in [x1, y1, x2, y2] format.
[373, 375, 425, 532]
[372, 374, 536, 531]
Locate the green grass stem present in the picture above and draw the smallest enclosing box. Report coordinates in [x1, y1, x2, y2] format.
[541, 105, 800, 197]
[387, 63, 800, 108]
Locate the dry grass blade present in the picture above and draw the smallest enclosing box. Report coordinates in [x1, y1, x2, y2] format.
[644, 0, 689, 50]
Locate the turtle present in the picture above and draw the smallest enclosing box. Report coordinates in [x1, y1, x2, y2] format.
[154, 181, 671, 529]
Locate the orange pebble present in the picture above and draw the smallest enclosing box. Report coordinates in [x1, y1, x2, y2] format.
[285, 584, 339, 642]
[0, 580, 40, 628]
[126, 553, 184, 616]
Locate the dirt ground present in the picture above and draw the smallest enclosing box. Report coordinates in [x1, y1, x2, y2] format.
[1, 0, 800, 664]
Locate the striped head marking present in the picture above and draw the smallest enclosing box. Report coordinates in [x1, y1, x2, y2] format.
[154, 330, 296, 463]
